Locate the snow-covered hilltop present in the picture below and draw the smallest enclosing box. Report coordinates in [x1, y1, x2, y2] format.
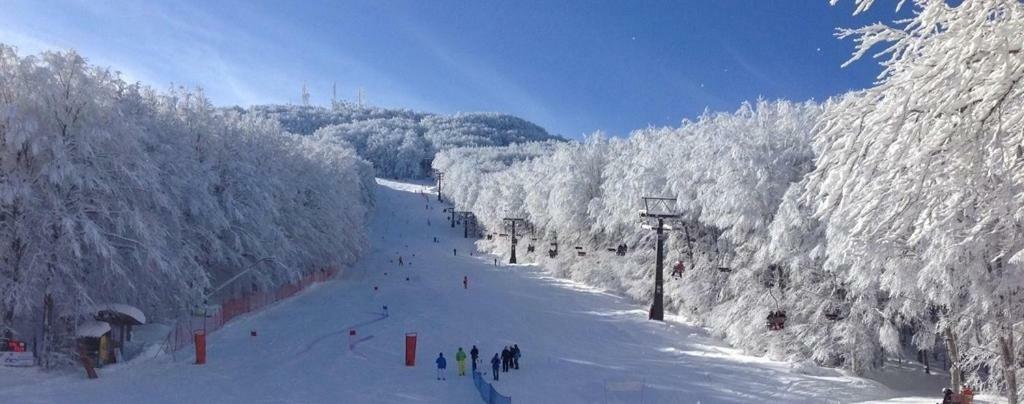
[241, 104, 562, 178]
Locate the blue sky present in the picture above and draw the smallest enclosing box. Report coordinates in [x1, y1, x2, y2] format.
[0, 1, 906, 138]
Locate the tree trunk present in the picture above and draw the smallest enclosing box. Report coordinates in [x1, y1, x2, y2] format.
[945, 328, 962, 392]
[40, 293, 54, 369]
[999, 334, 1018, 404]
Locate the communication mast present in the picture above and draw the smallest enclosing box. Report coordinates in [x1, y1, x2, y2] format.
[331, 82, 337, 108]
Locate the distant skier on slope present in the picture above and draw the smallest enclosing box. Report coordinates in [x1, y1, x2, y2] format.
[490, 353, 501, 381]
[453, 248, 457, 256]
[501, 346, 511, 373]
[512, 344, 521, 369]
[398, 256, 404, 266]
[456, 347, 467, 376]
[470, 345, 479, 371]
[436, 353, 447, 380]
[463, 276, 468, 289]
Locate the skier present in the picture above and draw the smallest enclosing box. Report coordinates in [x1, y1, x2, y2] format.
[455, 347, 467, 376]
[490, 353, 501, 381]
[398, 256, 404, 266]
[463, 276, 468, 289]
[940, 388, 954, 404]
[494, 258, 498, 266]
[501, 346, 511, 372]
[382, 305, 389, 318]
[470, 345, 479, 371]
[671, 260, 684, 278]
[453, 248, 457, 256]
[435, 352, 447, 380]
[961, 386, 974, 404]
[512, 344, 521, 369]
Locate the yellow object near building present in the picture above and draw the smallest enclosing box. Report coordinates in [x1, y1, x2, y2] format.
[98, 335, 110, 365]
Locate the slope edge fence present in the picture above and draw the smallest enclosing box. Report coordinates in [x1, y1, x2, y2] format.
[162, 267, 340, 357]
[473, 370, 512, 404]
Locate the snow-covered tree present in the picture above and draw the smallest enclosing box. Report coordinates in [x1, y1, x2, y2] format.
[806, 0, 1024, 398]
[0, 45, 376, 365]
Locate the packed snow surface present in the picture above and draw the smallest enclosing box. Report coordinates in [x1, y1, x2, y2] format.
[0, 179, 1003, 403]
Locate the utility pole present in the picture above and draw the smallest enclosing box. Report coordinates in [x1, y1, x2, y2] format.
[456, 211, 473, 238]
[503, 218, 527, 264]
[432, 170, 443, 202]
[640, 197, 680, 322]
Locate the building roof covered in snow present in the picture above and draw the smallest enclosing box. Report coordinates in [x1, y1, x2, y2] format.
[76, 321, 111, 338]
[91, 303, 146, 325]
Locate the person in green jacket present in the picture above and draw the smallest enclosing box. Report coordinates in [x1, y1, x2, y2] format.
[455, 347, 467, 376]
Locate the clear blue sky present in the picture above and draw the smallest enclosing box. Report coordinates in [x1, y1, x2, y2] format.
[0, 1, 906, 138]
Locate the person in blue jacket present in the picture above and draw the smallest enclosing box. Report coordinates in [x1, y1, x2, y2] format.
[436, 352, 447, 380]
[490, 353, 501, 381]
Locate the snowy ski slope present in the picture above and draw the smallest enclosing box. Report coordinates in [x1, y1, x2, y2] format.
[0, 179, 1004, 403]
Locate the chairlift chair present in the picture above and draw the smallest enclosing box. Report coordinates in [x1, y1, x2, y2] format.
[824, 284, 847, 321]
[766, 310, 787, 331]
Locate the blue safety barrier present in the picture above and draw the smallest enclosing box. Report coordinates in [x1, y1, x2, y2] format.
[472, 370, 512, 404]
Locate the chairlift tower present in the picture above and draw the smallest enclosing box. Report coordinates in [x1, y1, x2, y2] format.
[503, 217, 527, 264]
[442, 207, 456, 228]
[640, 197, 681, 322]
[456, 211, 473, 238]
[432, 170, 443, 202]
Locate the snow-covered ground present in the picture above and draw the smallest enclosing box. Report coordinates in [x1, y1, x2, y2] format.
[0, 179, 1005, 403]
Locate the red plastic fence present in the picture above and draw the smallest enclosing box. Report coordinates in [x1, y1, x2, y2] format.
[165, 267, 339, 353]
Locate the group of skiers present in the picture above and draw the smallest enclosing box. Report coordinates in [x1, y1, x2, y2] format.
[435, 344, 522, 381]
[494, 344, 521, 380]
